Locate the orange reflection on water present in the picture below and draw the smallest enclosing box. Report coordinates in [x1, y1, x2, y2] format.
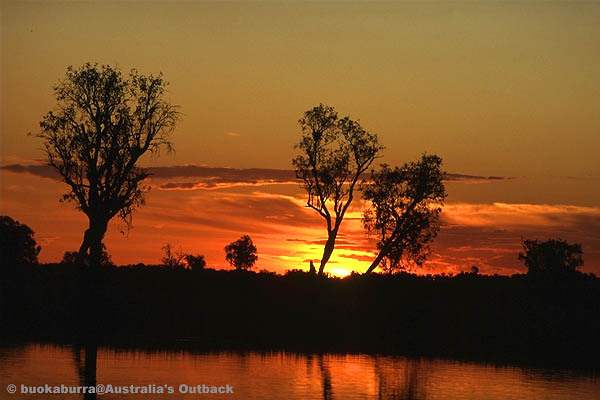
[1, 344, 598, 400]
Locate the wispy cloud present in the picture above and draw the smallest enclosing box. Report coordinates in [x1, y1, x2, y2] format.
[0, 163, 61, 180]
[1, 163, 514, 191]
[3, 163, 597, 276]
[428, 203, 600, 275]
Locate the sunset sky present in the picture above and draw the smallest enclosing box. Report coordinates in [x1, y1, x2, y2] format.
[2, 1, 599, 275]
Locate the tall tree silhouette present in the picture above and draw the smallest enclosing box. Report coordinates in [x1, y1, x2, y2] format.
[293, 104, 382, 275]
[362, 154, 446, 274]
[35, 63, 180, 267]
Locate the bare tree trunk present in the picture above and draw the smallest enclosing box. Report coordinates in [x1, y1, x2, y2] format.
[365, 242, 392, 274]
[89, 218, 108, 268]
[78, 217, 108, 268]
[77, 229, 92, 266]
[318, 232, 337, 275]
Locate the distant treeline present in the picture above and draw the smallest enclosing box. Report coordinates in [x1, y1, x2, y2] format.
[1, 264, 599, 369]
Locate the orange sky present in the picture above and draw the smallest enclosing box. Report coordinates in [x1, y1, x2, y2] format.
[1, 1, 599, 275]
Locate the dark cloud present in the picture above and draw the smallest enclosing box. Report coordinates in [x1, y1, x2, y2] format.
[302, 259, 338, 264]
[338, 253, 374, 262]
[160, 182, 198, 190]
[306, 238, 356, 246]
[0, 164, 61, 180]
[444, 173, 514, 182]
[1, 163, 512, 190]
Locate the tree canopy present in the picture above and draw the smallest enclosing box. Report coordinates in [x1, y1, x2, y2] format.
[518, 238, 583, 276]
[292, 104, 382, 275]
[0, 216, 41, 266]
[185, 254, 207, 271]
[362, 154, 446, 274]
[225, 235, 258, 270]
[35, 63, 180, 267]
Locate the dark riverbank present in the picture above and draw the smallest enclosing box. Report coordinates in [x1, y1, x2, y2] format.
[1, 264, 599, 369]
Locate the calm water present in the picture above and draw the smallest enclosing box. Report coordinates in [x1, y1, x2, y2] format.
[1, 343, 598, 400]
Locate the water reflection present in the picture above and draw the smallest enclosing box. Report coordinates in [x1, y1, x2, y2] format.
[0, 343, 597, 400]
[373, 357, 426, 400]
[72, 344, 97, 400]
[317, 354, 333, 400]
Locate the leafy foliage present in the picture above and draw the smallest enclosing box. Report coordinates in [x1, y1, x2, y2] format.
[62, 245, 114, 267]
[362, 154, 446, 273]
[0, 216, 41, 266]
[35, 63, 180, 267]
[184, 254, 207, 271]
[292, 104, 382, 274]
[225, 235, 258, 270]
[518, 238, 583, 276]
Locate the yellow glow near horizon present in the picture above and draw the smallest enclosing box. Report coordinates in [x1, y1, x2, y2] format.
[328, 268, 352, 278]
[1, 2, 600, 277]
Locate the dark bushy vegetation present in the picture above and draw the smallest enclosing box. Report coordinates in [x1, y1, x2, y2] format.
[0, 216, 41, 267]
[62, 246, 114, 267]
[519, 238, 584, 276]
[224, 235, 258, 270]
[1, 264, 598, 368]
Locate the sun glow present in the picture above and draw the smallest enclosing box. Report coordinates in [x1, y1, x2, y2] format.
[328, 268, 352, 278]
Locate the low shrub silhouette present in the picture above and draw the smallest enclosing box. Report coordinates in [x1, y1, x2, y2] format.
[184, 254, 206, 271]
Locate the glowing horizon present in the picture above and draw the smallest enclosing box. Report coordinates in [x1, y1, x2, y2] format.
[1, 1, 599, 276]
[1, 162, 599, 276]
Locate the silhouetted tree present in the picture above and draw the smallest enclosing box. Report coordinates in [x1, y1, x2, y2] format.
[0, 215, 41, 266]
[292, 104, 382, 275]
[61, 251, 79, 265]
[35, 63, 180, 268]
[518, 238, 583, 276]
[185, 254, 206, 271]
[161, 243, 185, 268]
[362, 154, 446, 273]
[62, 245, 114, 267]
[225, 235, 258, 270]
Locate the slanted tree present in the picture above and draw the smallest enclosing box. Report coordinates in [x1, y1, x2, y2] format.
[35, 63, 180, 268]
[518, 238, 583, 276]
[362, 154, 446, 274]
[292, 104, 382, 275]
[225, 235, 258, 270]
[0, 215, 41, 266]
